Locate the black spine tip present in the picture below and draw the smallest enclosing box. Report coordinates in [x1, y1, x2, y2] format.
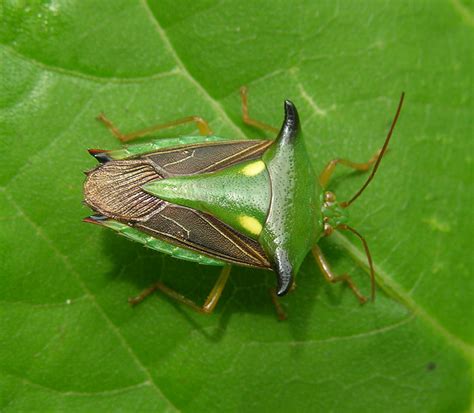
[274, 248, 294, 297]
[276, 276, 293, 297]
[88, 149, 112, 163]
[277, 100, 300, 144]
[284, 99, 296, 116]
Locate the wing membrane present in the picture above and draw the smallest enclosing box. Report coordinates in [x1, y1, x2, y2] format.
[135, 204, 271, 268]
[144, 139, 272, 176]
[84, 160, 164, 221]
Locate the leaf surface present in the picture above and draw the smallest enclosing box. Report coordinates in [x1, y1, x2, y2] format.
[1, 1, 472, 411]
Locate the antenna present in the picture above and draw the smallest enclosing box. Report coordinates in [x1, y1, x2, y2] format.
[338, 224, 376, 301]
[340, 92, 405, 208]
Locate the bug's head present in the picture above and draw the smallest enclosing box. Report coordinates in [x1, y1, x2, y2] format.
[321, 93, 405, 301]
[321, 191, 349, 236]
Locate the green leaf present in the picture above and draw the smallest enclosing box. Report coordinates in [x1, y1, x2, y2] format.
[1, 0, 472, 411]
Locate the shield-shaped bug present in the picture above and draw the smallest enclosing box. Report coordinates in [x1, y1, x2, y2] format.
[83, 87, 404, 319]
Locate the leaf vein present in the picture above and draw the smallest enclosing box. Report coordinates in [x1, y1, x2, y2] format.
[3, 84, 104, 189]
[0, 45, 180, 84]
[141, 0, 246, 139]
[2, 370, 152, 397]
[3, 193, 180, 412]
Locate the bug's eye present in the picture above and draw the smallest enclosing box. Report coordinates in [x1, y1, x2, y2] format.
[324, 191, 336, 203]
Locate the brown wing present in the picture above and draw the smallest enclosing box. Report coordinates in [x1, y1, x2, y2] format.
[143, 139, 272, 176]
[134, 204, 271, 268]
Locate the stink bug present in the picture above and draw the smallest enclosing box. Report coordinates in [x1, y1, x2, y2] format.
[83, 87, 404, 319]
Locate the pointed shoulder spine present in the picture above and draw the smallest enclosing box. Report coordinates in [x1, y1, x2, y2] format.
[276, 100, 300, 145]
[274, 248, 294, 296]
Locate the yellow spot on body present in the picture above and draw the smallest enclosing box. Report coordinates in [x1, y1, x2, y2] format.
[239, 215, 263, 236]
[241, 160, 265, 176]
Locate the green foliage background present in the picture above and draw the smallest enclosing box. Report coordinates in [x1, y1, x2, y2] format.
[0, 0, 473, 411]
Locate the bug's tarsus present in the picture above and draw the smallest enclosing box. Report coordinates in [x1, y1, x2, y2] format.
[128, 283, 161, 306]
[312, 245, 368, 304]
[340, 92, 405, 208]
[337, 224, 375, 302]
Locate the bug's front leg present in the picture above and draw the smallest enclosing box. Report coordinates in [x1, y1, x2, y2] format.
[318, 149, 382, 189]
[129, 265, 231, 315]
[269, 281, 297, 321]
[96, 113, 213, 143]
[240, 86, 279, 134]
[311, 245, 367, 304]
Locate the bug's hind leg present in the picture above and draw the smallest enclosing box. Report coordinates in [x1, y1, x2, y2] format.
[268, 282, 297, 321]
[311, 245, 367, 304]
[319, 149, 382, 189]
[96, 113, 213, 143]
[129, 265, 231, 315]
[240, 86, 279, 134]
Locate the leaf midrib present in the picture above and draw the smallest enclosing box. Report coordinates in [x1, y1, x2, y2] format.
[140, 0, 246, 140]
[332, 232, 473, 359]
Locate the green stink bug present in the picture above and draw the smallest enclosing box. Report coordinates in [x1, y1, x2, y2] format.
[83, 87, 404, 318]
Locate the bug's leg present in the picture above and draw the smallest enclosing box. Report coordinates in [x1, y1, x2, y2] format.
[240, 86, 279, 134]
[268, 280, 296, 321]
[311, 245, 367, 304]
[269, 288, 288, 321]
[319, 149, 382, 189]
[129, 265, 231, 314]
[96, 114, 213, 143]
